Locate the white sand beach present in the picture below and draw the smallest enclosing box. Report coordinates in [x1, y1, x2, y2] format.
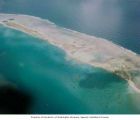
[0, 13, 140, 93]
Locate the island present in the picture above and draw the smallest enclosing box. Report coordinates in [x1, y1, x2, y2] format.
[0, 13, 140, 93]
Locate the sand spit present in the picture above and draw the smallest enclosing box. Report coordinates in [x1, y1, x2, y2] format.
[0, 13, 140, 93]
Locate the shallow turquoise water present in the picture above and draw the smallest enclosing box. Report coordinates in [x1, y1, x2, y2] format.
[0, 0, 140, 114]
[0, 25, 140, 114]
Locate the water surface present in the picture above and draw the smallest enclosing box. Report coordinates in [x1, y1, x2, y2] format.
[0, 25, 140, 114]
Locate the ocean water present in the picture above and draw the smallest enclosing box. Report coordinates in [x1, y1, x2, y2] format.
[0, 0, 140, 114]
[0, 0, 140, 54]
[0, 25, 140, 114]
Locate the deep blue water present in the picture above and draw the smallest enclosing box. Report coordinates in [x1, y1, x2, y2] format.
[0, 0, 140, 54]
[0, 0, 140, 114]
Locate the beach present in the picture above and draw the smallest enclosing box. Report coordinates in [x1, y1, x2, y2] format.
[0, 13, 140, 93]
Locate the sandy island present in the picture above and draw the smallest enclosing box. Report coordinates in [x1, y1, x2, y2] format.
[0, 13, 140, 93]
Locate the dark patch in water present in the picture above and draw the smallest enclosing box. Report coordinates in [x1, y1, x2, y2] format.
[0, 86, 32, 114]
[79, 72, 124, 89]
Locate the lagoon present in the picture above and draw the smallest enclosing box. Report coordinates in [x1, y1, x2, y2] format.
[0, 25, 140, 113]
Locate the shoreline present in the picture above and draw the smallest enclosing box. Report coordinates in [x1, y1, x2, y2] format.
[0, 13, 140, 93]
